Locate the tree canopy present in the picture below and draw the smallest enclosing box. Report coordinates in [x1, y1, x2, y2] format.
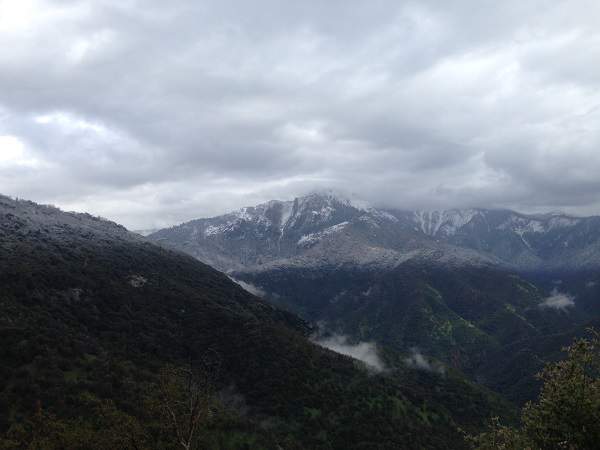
[469, 328, 600, 450]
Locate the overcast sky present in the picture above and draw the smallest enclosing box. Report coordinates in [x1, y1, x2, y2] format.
[1, 0, 600, 229]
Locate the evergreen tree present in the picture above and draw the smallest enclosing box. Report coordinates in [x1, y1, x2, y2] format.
[469, 328, 600, 450]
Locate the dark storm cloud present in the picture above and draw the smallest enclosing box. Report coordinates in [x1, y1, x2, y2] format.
[1, 0, 600, 228]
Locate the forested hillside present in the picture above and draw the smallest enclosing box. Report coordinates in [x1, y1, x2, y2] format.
[0, 196, 514, 449]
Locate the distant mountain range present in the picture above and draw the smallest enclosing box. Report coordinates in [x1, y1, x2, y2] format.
[148, 192, 600, 404]
[149, 192, 600, 272]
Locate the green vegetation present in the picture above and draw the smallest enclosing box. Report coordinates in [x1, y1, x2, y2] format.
[0, 199, 514, 449]
[242, 263, 550, 374]
[468, 329, 600, 449]
[0, 359, 274, 450]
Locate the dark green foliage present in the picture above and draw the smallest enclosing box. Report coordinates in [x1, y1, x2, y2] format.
[238, 261, 600, 409]
[0, 394, 150, 450]
[0, 198, 513, 449]
[468, 329, 600, 449]
[239, 263, 552, 372]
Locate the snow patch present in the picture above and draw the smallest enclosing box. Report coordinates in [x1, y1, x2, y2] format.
[204, 224, 226, 236]
[369, 209, 399, 222]
[310, 206, 334, 221]
[413, 209, 478, 236]
[203, 205, 276, 238]
[501, 216, 545, 234]
[297, 221, 349, 247]
[442, 209, 479, 235]
[500, 213, 578, 236]
[233, 207, 253, 221]
[279, 201, 293, 231]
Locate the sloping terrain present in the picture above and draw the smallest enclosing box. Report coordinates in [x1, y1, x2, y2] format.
[148, 193, 600, 404]
[0, 195, 514, 449]
[235, 262, 584, 374]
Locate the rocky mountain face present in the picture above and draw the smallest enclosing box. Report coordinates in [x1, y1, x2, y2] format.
[396, 208, 599, 271]
[148, 193, 600, 403]
[1, 194, 517, 449]
[149, 193, 600, 272]
[149, 193, 498, 272]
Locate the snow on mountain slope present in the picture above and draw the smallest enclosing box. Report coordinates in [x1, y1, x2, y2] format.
[148, 193, 600, 272]
[0, 194, 139, 243]
[149, 194, 499, 271]
[497, 212, 580, 235]
[392, 208, 582, 240]
[411, 209, 482, 237]
[297, 221, 349, 248]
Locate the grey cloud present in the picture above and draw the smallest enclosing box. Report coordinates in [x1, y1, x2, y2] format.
[1, 0, 600, 228]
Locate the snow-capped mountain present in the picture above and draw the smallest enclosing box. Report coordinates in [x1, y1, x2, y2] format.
[148, 192, 600, 272]
[148, 193, 500, 272]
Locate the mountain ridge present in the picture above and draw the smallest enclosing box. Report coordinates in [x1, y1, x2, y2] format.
[148, 192, 600, 272]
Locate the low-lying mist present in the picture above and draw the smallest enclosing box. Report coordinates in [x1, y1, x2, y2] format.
[229, 277, 266, 298]
[312, 333, 386, 372]
[404, 348, 445, 374]
[539, 289, 575, 311]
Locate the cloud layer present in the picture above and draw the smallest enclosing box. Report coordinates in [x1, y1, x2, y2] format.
[1, 0, 600, 227]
